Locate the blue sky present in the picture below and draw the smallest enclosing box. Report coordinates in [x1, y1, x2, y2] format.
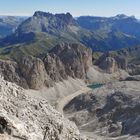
[0, 0, 140, 18]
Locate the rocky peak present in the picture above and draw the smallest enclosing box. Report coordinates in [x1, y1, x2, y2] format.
[44, 43, 92, 81]
[33, 11, 53, 17]
[115, 14, 128, 19]
[95, 52, 127, 73]
[15, 11, 77, 36]
[55, 12, 75, 25]
[33, 11, 74, 23]
[113, 14, 137, 22]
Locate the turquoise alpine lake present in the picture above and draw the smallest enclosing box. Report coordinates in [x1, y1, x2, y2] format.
[88, 83, 104, 89]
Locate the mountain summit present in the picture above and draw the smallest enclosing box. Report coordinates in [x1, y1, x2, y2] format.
[17, 11, 77, 35]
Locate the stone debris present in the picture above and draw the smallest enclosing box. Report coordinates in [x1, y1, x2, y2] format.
[0, 75, 84, 140]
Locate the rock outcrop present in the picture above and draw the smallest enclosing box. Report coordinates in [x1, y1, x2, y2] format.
[0, 59, 28, 88]
[128, 64, 140, 75]
[16, 11, 77, 36]
[0, 75, 83, 140]
[95, 52, 127, 73]
[125, 75, 140, 81]
[0, 57, 53, 89]
[0, 43, 92, 89]
[44, 43, 92, 81]
[17, 55, 53, 89]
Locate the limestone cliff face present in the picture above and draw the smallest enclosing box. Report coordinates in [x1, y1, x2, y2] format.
[44, 43, 93, 80]
[0, 57, 53, 90]
[0, 43, 92, 89]
[43, 53, 67, 82]
[17, 56, 53, 89]
[95, 53, 127, 73]
[0, 59, 28, 88]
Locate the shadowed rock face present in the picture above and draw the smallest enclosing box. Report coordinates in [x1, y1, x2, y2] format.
[17, 55, 53, 89]
[44, 43, 92, 80]
[125, 75, 140, 81]
[43, 53, 67, 82]
[0, 43, 92, 89]
[0, 117, 11, 135]
[64, 81, 140, 139]
[0, 60, 28, 88]
[95, 52, 127, 73]
[128, 64, 140, 75]
[0, 56, 53, 89]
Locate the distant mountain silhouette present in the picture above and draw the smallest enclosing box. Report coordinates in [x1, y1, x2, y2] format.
[0, 16, 27, 38]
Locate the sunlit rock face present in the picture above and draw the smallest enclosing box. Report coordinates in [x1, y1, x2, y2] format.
[0, 43, 92, 89]
[44, 43, 92, 81]
[0, 76, 83, 140]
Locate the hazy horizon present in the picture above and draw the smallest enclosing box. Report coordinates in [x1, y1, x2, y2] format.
[1, 0, 140, 18]
[0, 12, 139, 19]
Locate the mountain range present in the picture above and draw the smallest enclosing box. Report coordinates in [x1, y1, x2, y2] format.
[0, 11, 140, 140]
[1, 12, 140, 60]
[0, 11, 139, 83]
[77, 14, 140, 37]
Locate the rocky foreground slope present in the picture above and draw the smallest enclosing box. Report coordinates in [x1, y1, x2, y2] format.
[64, 79, 140, 140]
[0, 75, 84, 140]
